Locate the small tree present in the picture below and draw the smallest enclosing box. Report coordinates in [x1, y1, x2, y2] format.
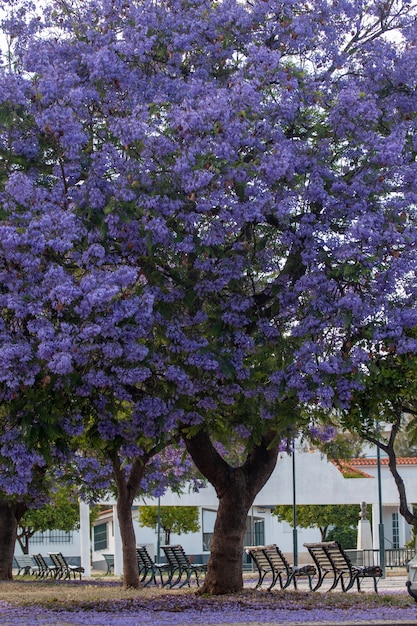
[327, 526, 358, 550]
[273, 504, 363, 542]
[17, 486, 80, 555]
[138, 506, 200, 545]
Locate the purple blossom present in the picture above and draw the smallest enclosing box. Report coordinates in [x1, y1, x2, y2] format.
[308, 425, 337, 443]
[0, 426, 46, 496]
[0, 0, 417, 560]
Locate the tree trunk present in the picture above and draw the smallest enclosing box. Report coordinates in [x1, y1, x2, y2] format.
[0, 500, 27, 580]
[182, 428, 279, 594]
[381, 418, 417, 527]
[17, 530, 31, 555]
[116, 488, 141, 588]
[364, 413, 417, 528]
[203, 469, 254, 593]
[112, 454, 150, 589]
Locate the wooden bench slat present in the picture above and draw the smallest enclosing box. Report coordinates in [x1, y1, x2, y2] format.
[303, 541, 382, 593]
[14, 555, 39, 576]
[48, 552, 84, 580]
[136, 546, 172, 587]
[102, 553, 114, 575]
[161, 545, 207, 588]
[245, 544, 316, 591]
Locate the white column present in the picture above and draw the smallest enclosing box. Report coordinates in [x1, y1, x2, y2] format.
[399, 508, 407, 547]
[79, 500, 91, 577]
[113, 504, 123, 576]
[371, 502, 380, 550]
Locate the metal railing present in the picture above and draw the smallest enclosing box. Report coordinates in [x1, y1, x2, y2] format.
[346, 548, 415, 569]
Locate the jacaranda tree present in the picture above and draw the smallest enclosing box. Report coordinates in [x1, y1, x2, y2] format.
[2, 0, 417, 594]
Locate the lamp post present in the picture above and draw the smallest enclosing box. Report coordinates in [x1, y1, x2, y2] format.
[292, 439, 298, 566]
[377, 446, 386, 577]
[157, 496, 161, 562]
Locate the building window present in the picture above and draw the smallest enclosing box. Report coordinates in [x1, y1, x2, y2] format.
[30, 531, 72, 545]
[49, 530, 72, 544]
[202, 509, 217, 552]
[392, 512, 399, 549]
[94, 523, 108, 551]
[253, 519, 265, 546]
[244, 516, 264, 547]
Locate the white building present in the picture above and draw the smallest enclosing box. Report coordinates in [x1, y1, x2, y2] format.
[16, 450, 417, 573]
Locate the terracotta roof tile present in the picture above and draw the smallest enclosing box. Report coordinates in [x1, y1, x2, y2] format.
[330, 459, 374, 478]
[349, 457, 417, 466]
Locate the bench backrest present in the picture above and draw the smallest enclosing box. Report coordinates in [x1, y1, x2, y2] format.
[49, 552, 67, 569]
[33, 554, 50, 571]
[15, 555, 35, 567]
[304, 541, 353, 574]
[245, 546, 271, 572]
[103, 554, 114, 565]
[264, 545, 291, 574]
[162, 545, 190, 568]
[136, 546, 154, 568]
[326, 543, 353, 573]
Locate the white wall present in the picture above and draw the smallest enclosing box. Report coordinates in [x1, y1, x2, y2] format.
[17, 450, 417, 566]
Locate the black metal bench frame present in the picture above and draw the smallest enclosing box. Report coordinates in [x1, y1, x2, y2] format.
[48, 552, 85, 580]
[33, 554, 58, 578]
[161, 545, 207, 588]
[14, 554, 39, 576]
[102, 553, 114, 575]
[303, 541, 382, 593]
[136, 546, 171, 586]
[245, 544, 316, 591]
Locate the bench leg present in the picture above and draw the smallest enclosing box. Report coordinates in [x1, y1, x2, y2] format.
[254, 569, 268, 589]
[311, 572, 326, 591]
[340, 573, 355, 592]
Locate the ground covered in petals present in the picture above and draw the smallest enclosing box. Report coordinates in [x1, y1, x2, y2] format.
[0, 579, 416, 625]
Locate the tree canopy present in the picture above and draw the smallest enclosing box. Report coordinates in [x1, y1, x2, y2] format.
[273, 504, 365, 542]
[17, 486, 80, 555]
[138, 505, 200, 545]
[1, 0, 417, 592]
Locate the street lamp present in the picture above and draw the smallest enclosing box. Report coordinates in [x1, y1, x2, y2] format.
[377, 446, 386, 577]
[157, 496, 161, 562]
[292, 439, 298, 566]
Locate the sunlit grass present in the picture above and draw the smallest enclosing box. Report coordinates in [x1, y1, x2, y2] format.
[0, 579, 167, 607]
[0, 577, 413, 611]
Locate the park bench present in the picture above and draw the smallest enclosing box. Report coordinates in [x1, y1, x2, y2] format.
[14, 554, 39, 576]
[245, 545, 316, 591]
[102, 553, 114, 575]
[33, 554, 58, 578]
[161, 545, 207, 588]
[136, 546, 171, 586]
[303, 541, 382, 593]
[48, 552, 85, 580]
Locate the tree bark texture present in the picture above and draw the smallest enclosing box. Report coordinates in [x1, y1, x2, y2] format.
[365, 414, 417, 528]
[384, 417, 417, 526]
[112, 455, 149, 589]
[182, 428, 279, 594]
[116, 489, 141, 588]
[0, 500, 27, 580]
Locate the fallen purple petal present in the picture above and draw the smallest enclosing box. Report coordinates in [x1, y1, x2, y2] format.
[1, 581, 416, 625]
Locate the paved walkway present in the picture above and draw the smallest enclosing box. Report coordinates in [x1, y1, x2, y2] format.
[278, 575, 414, 626]
[330, 571, 407, 593]
[233, 572, 416, 626]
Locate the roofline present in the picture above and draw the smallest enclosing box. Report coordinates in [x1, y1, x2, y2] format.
[349, 457, 417, 466]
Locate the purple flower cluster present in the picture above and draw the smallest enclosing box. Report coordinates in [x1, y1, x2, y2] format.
[0, 0, 417, 534]
[0, 585, 416, 625]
